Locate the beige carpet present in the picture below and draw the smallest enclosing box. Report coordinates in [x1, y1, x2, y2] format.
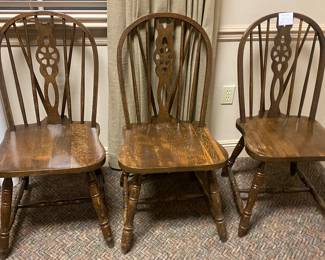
[3, 158, 325, 259]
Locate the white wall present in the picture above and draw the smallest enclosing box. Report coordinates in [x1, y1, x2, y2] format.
[220, 0, 325, 27]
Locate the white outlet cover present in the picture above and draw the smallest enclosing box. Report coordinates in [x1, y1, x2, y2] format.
[221, 85, 236, 105]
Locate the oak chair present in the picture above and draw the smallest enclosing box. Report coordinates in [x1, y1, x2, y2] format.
[0, 11, 112, 257]
[117, 13, 228, 253]
[221, 13, 325, 236]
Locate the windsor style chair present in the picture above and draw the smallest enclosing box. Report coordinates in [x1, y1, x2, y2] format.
[117, 13, 228, 253]
[221, 13, 325, 237]
[0, 12, 112, 257]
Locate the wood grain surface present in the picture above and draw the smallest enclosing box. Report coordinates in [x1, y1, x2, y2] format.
[119, 122, 227, 174]
[237, 116, 325, 161]
[0, 121, 106, 177]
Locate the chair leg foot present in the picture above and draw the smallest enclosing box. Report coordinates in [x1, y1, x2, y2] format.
[238, 163, 265, 237]
[0, 178, 13, 257]
[121, 228, 133, 254]
[88, 172, 113, 244]
[221, 136, 244, 177]
[238, 213, 251, 237]
[207, 172, 227, 242]
[121, 175, 141, 254]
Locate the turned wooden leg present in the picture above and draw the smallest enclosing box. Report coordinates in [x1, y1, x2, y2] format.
[290, 162, 297, 176]
[120, 173, 124, 187]
[0, 178, 13, 258]
[297, 169, 325, 211]
[122, 172, 129, 223]
[95, 169, 105, 195]
[238, 163, 265, 237]
[221, 136, 244, 177]
[121, 175, 141, 254]
[22, 177, 29, 190]
[88, 172, 113, 244]
[207, 172, 227, 242]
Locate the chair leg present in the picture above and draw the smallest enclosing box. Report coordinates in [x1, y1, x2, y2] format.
[238, 163, 265, 237]
[0, 178, 13, 258]
[22, 177, 29, 190]
[120, 173, 124, 187]
[121, 175, 141, 254]
[87, 172, 113, 244]
[95, 169, 105, 195]
[221, 136, 244, 177]
[122, 172, 129, 223]
[207, 172, 227, 242]
[290, 162, 297, 176]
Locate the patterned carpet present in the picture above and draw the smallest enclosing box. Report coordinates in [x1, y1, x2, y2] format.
[3, 158, 325, 259]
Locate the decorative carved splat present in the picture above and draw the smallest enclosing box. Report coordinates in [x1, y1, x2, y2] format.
[35, 20, 61, 123]
[153, 21, 176, 122]
[268, 24, 292, 117]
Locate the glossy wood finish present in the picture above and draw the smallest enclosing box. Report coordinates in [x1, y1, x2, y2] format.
[195, 171, 227, 241]
[221, 136, 244, 177]
[0, 122, 105, 177]
[237, 116, 325, 161]
[121, 175, 141, 253]
[0, 178, 13, 256]
[88, 172, 113, 244]
[237, 13, 325, 122]
[223, 13, 325, 237]
[238, 163, 265, 237]
[119, 123, 227, 174]
[0, 12, 99, 128]
[0, 12, 111, 257]
[117, 13, 228, 253]
[117, 13, 213, 127]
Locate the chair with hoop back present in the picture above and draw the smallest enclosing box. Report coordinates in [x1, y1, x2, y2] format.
[222, 12, 325, 237]
[117, 13, 228, 253]
[0, 11, 112, 257]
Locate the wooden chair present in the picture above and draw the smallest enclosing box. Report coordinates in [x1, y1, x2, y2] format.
[117, 13, 228, 253]
[0, 11, 112, 257]
[221, 12, 325, 237]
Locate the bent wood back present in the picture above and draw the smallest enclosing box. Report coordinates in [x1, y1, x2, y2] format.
[237, 13, 325, 122]
[0, 11, 99, 130]
[117, 13, 213, 128]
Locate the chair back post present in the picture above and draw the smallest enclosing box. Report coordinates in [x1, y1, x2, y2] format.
[0, 11, 100, 128]
[237, 13, 325, 122]
[117, 13, 213, 128]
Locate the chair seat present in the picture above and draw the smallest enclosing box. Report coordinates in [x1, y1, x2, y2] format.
[0, 122, 106, 177]
[118, 122, 228, 174]
[237, 116, 325, 161]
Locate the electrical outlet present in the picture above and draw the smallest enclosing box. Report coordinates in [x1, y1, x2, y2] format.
[221, 85, 236, 105]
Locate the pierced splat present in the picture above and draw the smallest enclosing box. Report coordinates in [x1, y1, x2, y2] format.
[35, 19, 61, 123]
[153, 20, 176, 122]
[117, 13, 213, 127]
[268, 24, 292, 117]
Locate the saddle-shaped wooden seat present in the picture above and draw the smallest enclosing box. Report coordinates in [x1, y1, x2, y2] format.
[0, 122, 105, 176]
[237, 116, 325, 161]
[119, 122, 227, 174]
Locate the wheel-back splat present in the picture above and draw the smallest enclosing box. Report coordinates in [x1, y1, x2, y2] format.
[268, 24, 292, 117]
[35, 19, 61, 123]
[153, 20, 176, 122]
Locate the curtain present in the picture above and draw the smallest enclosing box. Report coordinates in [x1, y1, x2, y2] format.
[107, 0, 222, 169]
